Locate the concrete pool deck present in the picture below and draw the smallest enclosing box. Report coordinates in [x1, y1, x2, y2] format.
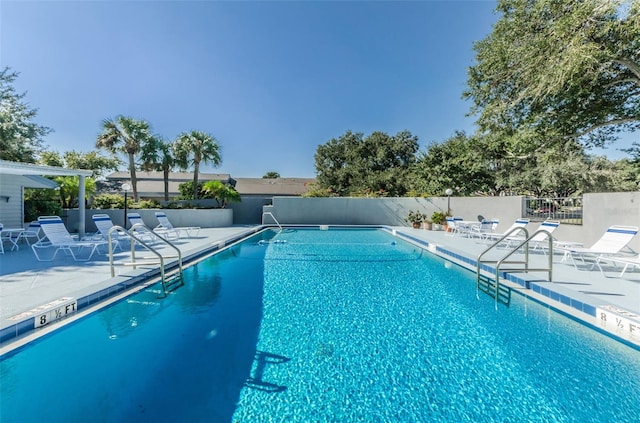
[1, 225, 639, 349]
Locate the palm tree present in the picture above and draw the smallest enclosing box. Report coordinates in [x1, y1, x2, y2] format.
[173, 130, 221, 199]
[96, 116, 152, 201]
[140, 135, 174, 201]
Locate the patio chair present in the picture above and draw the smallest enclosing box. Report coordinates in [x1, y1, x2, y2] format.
[154, 212, 200, 238]
[445, 217, 472, 237]
[556, 225, 639, 268]
[469, 219, 494, 239]
[127, 212, 178, 241]
[32, 216, 110, 261]
[595, 253, 640, 278]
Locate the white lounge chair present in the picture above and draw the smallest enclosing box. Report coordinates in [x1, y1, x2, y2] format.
[32, 216, 109, 261]
[503, 220, 560, 252]
[154, 212, 200, 238]
[127, 212, 178, 241]
[595, 253, 640, 278]
[556, 225, 639, 268]
[483, 218, 530, 242]
[92, 214, 128, 252]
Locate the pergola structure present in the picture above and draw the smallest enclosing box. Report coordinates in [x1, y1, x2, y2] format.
[0, 160, 92, 238]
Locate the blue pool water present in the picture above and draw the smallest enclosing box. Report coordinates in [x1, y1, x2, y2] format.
[1, 228, 639, 422]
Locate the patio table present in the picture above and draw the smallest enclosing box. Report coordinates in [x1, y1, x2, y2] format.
[1, 228, 25, 251]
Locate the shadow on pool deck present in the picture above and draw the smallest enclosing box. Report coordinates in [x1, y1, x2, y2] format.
[0, 227, 260, 330]
[1, 225, 638, 348]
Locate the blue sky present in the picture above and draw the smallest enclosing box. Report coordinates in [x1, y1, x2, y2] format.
[1, 1, 635, 178]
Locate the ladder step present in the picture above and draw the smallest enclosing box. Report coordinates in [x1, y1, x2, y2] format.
[117, 260, 162, 266]
[162, 273, 184, 293]
[477, 276, 511, 305]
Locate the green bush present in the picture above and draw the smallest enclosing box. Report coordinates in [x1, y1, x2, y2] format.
[24, 200, 62, 222]
[91, 193, 124, 209]
[431, 211, 447, 225]
[130, 199, 160, 209]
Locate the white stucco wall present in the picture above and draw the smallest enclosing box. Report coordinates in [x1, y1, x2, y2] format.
[266, 193, 640, 252]
[64, 208, 233, 232]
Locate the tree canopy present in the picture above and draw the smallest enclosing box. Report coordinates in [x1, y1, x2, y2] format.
[40, 150, 120, 178]
[0, 67, 51, 163]
[202, 180, 241, 208]
[263, 171, 280, 179]
[140, 135, 174, 201]
[464, 0, 639, 154]
[314, 130, 419, 197]
[96, 116, 153, 201]
[173, 130, 221, 200]
[408, 132, 495, 196]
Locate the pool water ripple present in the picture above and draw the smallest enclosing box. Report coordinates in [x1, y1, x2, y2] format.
[233, 229, 640, 422]
[1, 228, 638, 422]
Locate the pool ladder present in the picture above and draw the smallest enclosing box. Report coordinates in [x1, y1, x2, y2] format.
[107, 224, 184, 297]
[262, 211, 283, 231]
[476, 227, 554, 308]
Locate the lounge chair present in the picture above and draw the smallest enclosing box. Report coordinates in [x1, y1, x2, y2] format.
[503, 220, 560, 252]
[154, 212, 200, 238]
[127, 212, 178, 241]
[556, 225, 639, 268]
[482, 218, 529, 242]
[92, 214, 129, 252]
[32, 216, 110, 261]
[595, 253, 640, 278]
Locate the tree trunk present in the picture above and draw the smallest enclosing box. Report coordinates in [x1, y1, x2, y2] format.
[163, 167, 169, 201]
[193, 162, 200, 200]
[128, 153, 139, 201]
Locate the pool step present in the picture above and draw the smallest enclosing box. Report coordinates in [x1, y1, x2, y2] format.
[477, 274, 511, 306]
[162, 272, 184, 294]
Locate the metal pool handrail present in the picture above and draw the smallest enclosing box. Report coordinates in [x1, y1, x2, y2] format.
[262, 211, 283, 231]
[476, 227, 554, 309]
[107, 224, 183, 297]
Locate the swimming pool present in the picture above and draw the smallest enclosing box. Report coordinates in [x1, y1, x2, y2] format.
[1, 228, 639, 422]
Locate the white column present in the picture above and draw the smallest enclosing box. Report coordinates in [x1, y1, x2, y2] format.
[78, 175, 86, 238]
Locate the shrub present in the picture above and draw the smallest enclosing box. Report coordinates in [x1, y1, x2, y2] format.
[130, 199, 160, 209]
[431, 211, 447, 225]
[91, 193, 124, 209]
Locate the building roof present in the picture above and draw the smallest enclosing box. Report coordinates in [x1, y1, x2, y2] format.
[107, 171, 232, 182]
[234, 178, 315, 195]
[0, 159, 92, 177]
[103, 172, 315, 197]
